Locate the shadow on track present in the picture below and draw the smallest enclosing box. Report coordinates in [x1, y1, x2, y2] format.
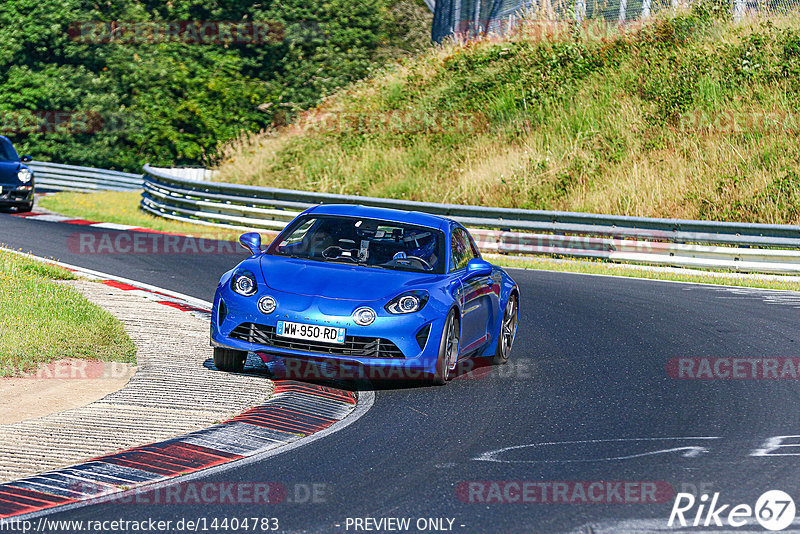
[203, 353, 499, 392]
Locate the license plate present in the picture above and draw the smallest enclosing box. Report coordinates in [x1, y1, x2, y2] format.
[276, 321, 346, 344]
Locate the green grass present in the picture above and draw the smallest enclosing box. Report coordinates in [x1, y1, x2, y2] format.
[215, 7, 800, 225]
[38, 191, 248, 242]
[0, 250, 136, 377]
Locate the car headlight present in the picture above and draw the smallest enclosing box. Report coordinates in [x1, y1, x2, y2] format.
[385, 291, 429, 314]
[353, 307, 376, 326]
[17, 169, 32, 183]
[231, 270, 257, 296]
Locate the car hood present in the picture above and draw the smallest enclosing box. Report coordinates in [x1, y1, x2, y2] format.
[259, 254, 434, 301]
[0, 162, 21, 184]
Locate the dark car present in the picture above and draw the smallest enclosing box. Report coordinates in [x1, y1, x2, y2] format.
[0, 136, 33, 212]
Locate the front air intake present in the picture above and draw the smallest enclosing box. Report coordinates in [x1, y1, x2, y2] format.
[218, 299, 228, 326]
[415, 324, 431, 350]
[230, 323, 405, 359]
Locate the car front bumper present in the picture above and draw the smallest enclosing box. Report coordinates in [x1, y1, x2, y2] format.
[210, 282, 447, 378]
[0, 184, 33, 207]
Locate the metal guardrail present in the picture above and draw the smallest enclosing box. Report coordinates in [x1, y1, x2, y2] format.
[30, 161, 142, 192]
[146, 166, 218, 182]
[142, 164, 800, 274]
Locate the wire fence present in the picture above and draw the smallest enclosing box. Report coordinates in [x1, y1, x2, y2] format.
[432, 0, 800, 40]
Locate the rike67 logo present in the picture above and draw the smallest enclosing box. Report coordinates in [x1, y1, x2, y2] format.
[669, 490, 796, 531]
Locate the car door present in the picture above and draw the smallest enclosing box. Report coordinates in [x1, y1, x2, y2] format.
[450, 227, 492, 353]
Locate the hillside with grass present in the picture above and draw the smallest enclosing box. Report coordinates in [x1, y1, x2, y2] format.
[216, 3, 800, 224]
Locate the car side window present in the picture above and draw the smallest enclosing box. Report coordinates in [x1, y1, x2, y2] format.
[450, 228, 477, 271]
[0, 138, 18, 162]
[466, 233, 481, 259]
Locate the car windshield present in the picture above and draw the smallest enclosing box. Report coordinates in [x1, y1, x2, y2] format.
[268, 215, 446, 274]
[0, 139, 18, 162]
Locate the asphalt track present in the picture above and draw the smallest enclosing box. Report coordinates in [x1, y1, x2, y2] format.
[4, 212, 800, 533]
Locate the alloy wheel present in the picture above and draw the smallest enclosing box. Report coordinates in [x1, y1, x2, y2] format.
[501, 295, 518, 358]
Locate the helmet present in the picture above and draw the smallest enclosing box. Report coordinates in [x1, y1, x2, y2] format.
[407, 232, 437, 264]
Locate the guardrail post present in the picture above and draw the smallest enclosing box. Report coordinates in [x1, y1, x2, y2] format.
[733, 0, 744, 20]
[641, 0, 651, 19]
[575, 0, 585, 24]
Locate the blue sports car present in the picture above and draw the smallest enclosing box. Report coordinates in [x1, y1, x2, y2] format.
[0, 136, 34, 212]
[211, 204, 519, 384]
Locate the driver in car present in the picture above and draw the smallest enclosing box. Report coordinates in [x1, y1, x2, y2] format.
[393, 232, 438, 271]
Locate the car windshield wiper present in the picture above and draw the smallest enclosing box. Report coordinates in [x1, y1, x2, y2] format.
[273, 253, 325, 263]
[322, 257, 360, 265]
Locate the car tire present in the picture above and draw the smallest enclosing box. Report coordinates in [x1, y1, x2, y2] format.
[433, 310, 459, 385]
[214, 347, 247, 372]
[17, 202, 33, 213]
[491, 293, 518, 365]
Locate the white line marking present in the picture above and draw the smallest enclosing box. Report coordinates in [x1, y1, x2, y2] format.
[23, 214, 72, 222]
[475, 437, 721, 464]
[88, 222, 140, 230]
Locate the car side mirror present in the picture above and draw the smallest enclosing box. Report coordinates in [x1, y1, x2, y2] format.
[239, 232, 262, 255]
[465, 258, 492, 279]
[19, 155, 32, 163]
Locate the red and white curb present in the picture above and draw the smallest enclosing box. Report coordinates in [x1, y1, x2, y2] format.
[0, 249, 374, 519]
[12, 205, 250, 256]
[0, 382, 361, 519]
[1, 249, 211, 320]
[12, 211, 171, 235]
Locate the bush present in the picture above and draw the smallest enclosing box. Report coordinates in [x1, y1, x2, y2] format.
[0, 0, 431, 171]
